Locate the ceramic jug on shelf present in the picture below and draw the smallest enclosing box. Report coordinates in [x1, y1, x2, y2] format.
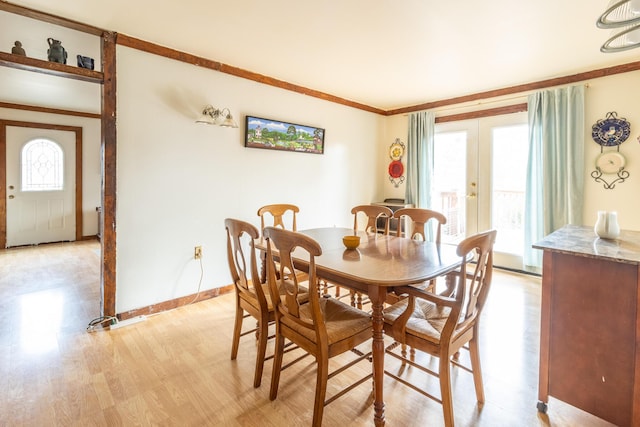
[47, 37, 67, 64]
[594, 210, 620, 239]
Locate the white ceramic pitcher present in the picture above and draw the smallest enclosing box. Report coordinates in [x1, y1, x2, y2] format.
[594, 210, 620, 239]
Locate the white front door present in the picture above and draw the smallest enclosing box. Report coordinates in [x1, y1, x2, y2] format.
[6, 127, 76, 247]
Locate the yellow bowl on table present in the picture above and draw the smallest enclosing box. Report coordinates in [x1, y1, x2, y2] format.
[343, 235, 361, 250]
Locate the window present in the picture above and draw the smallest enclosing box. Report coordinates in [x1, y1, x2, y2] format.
[491, 124, 528, 256]
[21, 138, 64, 191]
[433, 131, 467, 244]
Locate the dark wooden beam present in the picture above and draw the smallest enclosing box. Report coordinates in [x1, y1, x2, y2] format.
[117, 285, 234, 321]
[101, 31, 117, 318]
[0, 101, 101, 119]
[75, 128, 83, 242]
[388, 61, 640, 116]
[0, 1, 105, 35]
[116, 34, 387, 116]
[435, 103, 528, 123]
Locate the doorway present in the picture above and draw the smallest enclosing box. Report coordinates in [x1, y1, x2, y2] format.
[432, 112, 529, 270]
[0, 120, 83, 249]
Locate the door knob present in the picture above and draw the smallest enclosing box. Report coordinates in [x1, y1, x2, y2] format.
[8, 195, 15, 199]
[466, 193, 477, 199]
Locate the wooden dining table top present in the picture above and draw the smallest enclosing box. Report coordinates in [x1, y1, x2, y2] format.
[282, 227, 462, 289]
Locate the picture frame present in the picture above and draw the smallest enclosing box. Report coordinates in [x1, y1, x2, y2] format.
[245, 115, 325, 154]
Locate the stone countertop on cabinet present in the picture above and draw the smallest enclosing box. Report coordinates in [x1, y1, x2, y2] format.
[533, 224, 640, 265]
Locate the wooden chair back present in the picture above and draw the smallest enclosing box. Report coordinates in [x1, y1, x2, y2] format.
[393, 207, 447, 242]
[265, 226, 322, 339]
[225, 218, 264, 308]
[351, 204, 393, 234]
[383, 229, 497, 427]
[264, 226, 373, 425]
[224, 218, 271, 388]
[257, 204, 299, 234]
[451, 229, 497, 333]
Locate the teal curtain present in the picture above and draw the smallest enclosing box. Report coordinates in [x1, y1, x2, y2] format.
[405, 111, 435, 209]
[524, 85, 585, 271]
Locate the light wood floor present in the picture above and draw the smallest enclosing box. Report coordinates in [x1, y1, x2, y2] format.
[0, 241, 615, 426]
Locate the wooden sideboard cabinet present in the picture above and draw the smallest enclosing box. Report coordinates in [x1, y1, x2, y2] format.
[533, 225, 640, 427]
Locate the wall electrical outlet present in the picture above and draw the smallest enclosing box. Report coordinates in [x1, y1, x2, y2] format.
[194, 246, 202, 259]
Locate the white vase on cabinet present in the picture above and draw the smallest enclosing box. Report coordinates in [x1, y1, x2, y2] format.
[594, 211, 620, 239]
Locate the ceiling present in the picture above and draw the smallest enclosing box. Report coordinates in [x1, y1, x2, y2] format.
[12, 0, 640, 111]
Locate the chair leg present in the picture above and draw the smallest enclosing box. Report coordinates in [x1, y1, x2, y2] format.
[230, 303, 243, 360]
[439, 355, 455, 427]
[312, 355, 329, 427]
[468, 336, 485, 404]
[269, 333, 285, 400]
[253, 316, 269, 388]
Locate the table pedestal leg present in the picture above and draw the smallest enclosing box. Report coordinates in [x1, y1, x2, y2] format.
[369, 285, 386, 426]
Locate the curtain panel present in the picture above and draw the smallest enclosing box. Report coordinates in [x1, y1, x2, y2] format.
[404, 111, 435, 209]
[524, 85, 585, 270]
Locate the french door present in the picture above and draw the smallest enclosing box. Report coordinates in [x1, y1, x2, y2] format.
[432, 112, 528, 270]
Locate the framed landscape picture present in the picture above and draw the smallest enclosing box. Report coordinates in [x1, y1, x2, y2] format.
[245, 115, 325, 154]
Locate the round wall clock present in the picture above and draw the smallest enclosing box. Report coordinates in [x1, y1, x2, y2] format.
[591, 112, 631, 147]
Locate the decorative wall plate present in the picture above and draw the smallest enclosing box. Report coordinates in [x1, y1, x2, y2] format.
[388, 160, 404, 178]
[595, 151, 626, 174]
[388, 138, 406, 187]
[389, 140, 405, 160]
[591, 112, 631, 147]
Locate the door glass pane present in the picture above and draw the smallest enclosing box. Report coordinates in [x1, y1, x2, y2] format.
[433, 131, 467, 244]
[21, 138, 64, 192]
[491, 125, 528, 255]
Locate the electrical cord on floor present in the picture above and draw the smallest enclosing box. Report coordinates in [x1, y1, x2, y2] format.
[186, 255, 204, 305]
[86, 315, 118, 332]
[86, 252, 204, 332]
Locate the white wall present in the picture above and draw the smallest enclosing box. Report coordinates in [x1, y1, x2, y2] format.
[583, 71, 640, 231]
[382, 69, 640, 232]
[115, 46, 384, 312]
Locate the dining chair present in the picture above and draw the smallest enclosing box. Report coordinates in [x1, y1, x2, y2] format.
[257, 203, 299, 233]
[382, 229, 497, 427]
[224, 218, 283, 388]
[340, 204, 395, 308]
[393, 207, 448, 294]
[393, 207, 447, 242]
[263, 226, 373, 427]
[257, 203, 307, 283]
[351, 204, 394, 235]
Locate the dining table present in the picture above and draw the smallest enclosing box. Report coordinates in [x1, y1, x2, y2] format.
[258, 227, 464, 426]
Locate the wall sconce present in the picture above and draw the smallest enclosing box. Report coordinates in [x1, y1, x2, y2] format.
[196, 105, 239, 128]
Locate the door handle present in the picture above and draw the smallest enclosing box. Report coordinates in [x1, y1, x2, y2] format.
[8, 195, 15, 199]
